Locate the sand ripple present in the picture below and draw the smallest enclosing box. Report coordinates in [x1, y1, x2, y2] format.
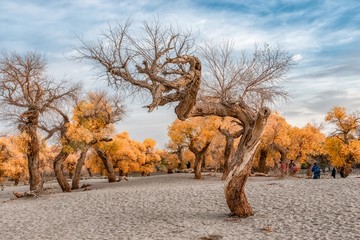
[1, 174, 359, 240]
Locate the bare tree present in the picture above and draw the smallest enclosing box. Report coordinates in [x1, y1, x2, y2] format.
[0, 51, 80, 192]
[77, 20, 294, 217]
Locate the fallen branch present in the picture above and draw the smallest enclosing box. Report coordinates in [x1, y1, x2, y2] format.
[12, 191, 38, 198]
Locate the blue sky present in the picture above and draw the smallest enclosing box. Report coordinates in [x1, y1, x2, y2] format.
[1, 0, 360, 147]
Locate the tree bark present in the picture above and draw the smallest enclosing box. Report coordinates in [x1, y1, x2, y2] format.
[218, 128, 240, 181]
[53, 149, 71, 192]
[257, 149, 269, 174]
[176, 146, 184, 169]
[25, 114, 43, 192]
[96, 148, 116, 182]
[72, 147, 90, 190]
[224, 109, 269, 217]
[87, 168, 92, 177]
[193, 155, 202, 179]
[189, 141, 211, 180]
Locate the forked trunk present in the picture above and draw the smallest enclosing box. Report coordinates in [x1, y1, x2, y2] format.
[189, 141, 211, 180]
[53, 149, 71, 192]
[72, 147, 90, 190]
[96, 148, 116, 182]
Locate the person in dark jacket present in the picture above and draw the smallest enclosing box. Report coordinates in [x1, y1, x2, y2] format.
[311, 163, 321, 179]
[331, 167, 336, 178]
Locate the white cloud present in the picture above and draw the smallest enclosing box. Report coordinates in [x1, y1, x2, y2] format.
[292, 54, 303, 62]
[1, 0, 360, 144]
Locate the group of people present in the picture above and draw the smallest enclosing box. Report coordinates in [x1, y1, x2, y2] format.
[279, 160, 347, 179]
[279, 160, 299, 176]
[312, 163, 346, 179]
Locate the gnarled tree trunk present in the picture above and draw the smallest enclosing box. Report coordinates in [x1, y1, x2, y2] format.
[224, 109, 270, 217]
[189, 141, 211, 179]
[96, 148, 116, 182]
[53, 149, 71, 192]
[72, 147, 90, 190]
[23, 111, 43, 192]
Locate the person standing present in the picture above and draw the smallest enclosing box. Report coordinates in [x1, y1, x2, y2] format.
[331, 167, 336, 178]
[311, 163, 321, 179]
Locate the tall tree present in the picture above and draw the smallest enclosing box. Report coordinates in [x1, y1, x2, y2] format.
[168, 116, 220, 179]
[0, 51, 80, 192]
[325, 106, 360, 176]
[77, 20, 294, 217]
[66, 91, 124, 189]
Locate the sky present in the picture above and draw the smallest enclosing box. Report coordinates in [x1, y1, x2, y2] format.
[1, 0, 360, 147]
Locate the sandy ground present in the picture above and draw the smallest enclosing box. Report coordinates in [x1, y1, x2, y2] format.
[0, 173, 359, 240]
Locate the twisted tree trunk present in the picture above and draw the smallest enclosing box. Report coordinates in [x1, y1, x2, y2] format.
[224, 109, 270, 217]
[53, 149, 71, 192]
[23, 110, 43, 192]
[72, 147, 90, 190]
[225, 142, 259, 216]
[96, 148, 116, 182]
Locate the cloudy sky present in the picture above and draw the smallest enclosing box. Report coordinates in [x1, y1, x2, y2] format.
[1, 0, 360, 147]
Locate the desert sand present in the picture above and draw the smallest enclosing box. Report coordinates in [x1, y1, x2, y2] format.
[0, 173, 359, 240]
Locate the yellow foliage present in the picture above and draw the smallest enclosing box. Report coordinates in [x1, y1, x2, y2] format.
[167, 116, 222, 169]
[254, 113, 291, 169]
[325, 137, 360, 167]
[168, 116, 221, 148]
[254, 113, 326, 170]
[325, 106, 359, 141]
[63, 153, 78, 176]
[261, 113, 292, 148]
[0, 135, 29, 184]
[324, 106, 360, 167]
[86, 132, 161, 175]
[65, 92, 117, 151]
[287, 124, 325, 163]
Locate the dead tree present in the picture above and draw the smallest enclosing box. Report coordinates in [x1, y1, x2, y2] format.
[77, 20, 294, 217]
[0, 51, 80, 193]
